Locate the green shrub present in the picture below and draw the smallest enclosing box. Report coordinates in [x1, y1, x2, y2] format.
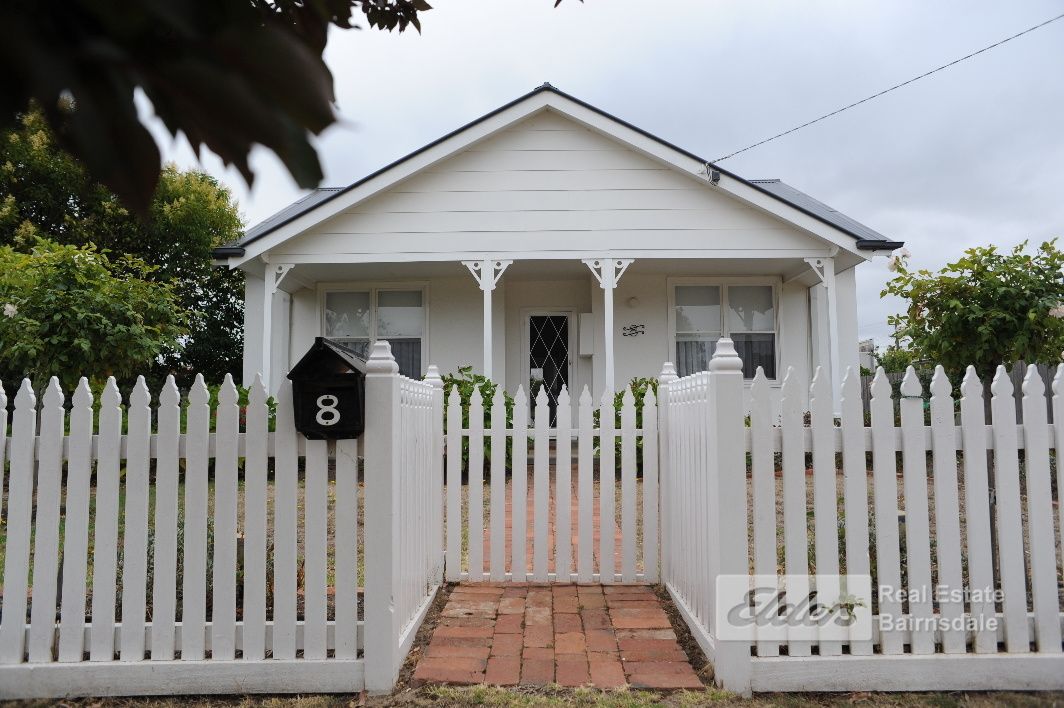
[439, 366, 514, 474]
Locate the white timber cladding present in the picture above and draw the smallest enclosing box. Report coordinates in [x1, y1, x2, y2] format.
[265, 111, 843, 263]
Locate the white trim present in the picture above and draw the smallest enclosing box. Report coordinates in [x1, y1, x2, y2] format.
[317, 282, 431, 377]
[265, 249, 836, 265]
[229, 90, 871, 267]
[750, 654, 1064, 693]
[666, 276, 782, 381]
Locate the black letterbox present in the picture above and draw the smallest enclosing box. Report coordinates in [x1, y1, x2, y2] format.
[287, 337, 367, 440]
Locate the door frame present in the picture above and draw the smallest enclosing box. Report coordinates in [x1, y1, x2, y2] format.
[520, 308, 576, 402]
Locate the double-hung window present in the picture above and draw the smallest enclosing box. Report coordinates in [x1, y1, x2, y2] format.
[323, 288, 425, 378]
[673, 283, 776, 379]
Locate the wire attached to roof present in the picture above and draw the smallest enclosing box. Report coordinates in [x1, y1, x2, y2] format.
[712, 11, 1064, 163]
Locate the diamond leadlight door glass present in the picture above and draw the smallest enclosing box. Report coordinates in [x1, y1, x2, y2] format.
[528, 314, 570, 425]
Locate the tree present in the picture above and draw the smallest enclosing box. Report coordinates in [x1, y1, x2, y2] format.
[0, 108, 245, 385]
[0, 240, 186, 390]
[882, 240, 1064, 378]
[0, 0, 437, 215]
[873, 343, 919, 374]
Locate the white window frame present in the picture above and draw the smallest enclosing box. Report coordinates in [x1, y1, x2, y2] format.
[666, 276, 781, 381]
[318, 281, 430, 376]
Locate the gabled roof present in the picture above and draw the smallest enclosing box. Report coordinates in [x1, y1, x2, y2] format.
[215, 84, 901, 259]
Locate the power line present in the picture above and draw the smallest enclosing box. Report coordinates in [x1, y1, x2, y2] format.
[712, 12, 1064, 163]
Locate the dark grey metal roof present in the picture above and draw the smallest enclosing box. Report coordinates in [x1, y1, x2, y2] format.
[749, 179, 894, 246]
[238, 187, 343, 245]
[214, 85, 901, 257]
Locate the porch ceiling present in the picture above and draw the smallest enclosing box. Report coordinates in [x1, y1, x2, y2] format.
[276, 257, 830, 292]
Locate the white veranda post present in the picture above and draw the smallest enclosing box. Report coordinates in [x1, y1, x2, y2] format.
[583, 257, 633, 392]
[805, 256, 841, 413]
[261, 262, 294, 391]
[462, 258, 512, 380]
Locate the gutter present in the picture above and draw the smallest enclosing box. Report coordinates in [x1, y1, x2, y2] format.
[213, 245, 246, 258]
[855, 239, 904, 251]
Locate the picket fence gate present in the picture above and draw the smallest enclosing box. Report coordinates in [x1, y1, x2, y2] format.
[443, 384, 657, 584]
[0, 341, 442, 699]
[662, 339, 1064, 695]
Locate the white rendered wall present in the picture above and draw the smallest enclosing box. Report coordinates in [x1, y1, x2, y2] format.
[242, 274, 265, 386]
[835, 266, 860, 378]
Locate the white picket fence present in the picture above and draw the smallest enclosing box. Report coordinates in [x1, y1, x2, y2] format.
[444, 384, 658, 584]
[661, 339, 1064, 694]
[0, 341, 442, 699]
[4, 334, 1064, 698]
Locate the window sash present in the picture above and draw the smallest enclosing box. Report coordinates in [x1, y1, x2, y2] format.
[323, 287, 425, 377]
[671, 282, 778, 379]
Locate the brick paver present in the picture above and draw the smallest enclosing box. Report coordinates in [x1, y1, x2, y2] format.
[412, 583, 703, 690]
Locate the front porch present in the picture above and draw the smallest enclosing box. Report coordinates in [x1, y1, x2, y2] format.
[248, 254, 858, 413]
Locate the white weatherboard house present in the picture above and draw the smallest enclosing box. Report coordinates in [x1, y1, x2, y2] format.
[214, 85, 901, 412]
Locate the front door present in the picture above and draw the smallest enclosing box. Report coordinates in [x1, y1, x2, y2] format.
[527, 312, 571, 425]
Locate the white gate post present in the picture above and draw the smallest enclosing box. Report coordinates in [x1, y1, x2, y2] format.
[708, 338, 752, 695]
[656, 362, 678, 583]
[364, 342, 403, 693]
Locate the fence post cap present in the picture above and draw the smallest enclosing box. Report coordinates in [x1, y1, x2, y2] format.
[424, 364, 443, 389]
[658, 361, 678, 383]
[709, 337, 743, 372]
[366, 340, 399, 375]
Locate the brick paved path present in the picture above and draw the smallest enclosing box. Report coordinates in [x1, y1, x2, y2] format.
[412, 583, 703, 690]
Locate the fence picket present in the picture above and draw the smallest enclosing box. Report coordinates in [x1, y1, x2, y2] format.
[809, 369, 841, 657]
[928, 367, 965, 654]
[446, 386, 462, 581]
[1020, 366, 1063, 653]
[555, 386, 573, 581]
[181, 376, 210, 660]
[532, 387, 550, 582]
[749, 369, 777, 657]
[869, 369, 903, 655]
[511, 387, 529, 581]
[577, 387, 594, 582]
[468, 387, 485, 581]
[899, 368, 934, 655]
[118, 378, 151, 662]
[335, 436, 360, 659]
[598, 388, 616, 584]
[839, 369, 872, 656]
[211, 376, 240, 660]
[489, 388, 506, 581]
[58, 379, 94, 663]
[28, 379, 65, 663]
[0, 380, 36, 664]
[779, 369, 810, 656]
[243, 375, 269, 660]
[1054, 367, 1064, 606]
[272, 380, 299, 659]
[695, 373, 711, 626]
[641, 386, 659, 583]
[304, 439, 330, 659]
[990, 366, 1031, 653]
[0, 382, 6, 555]
[87, 380, 121, 661]
[959, 367, 996, 653]
[620, 387, 637, 582]
[149, 377, 180, 661]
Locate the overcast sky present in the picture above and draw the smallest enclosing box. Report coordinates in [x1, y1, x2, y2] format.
[150, 0, 1064, 346]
